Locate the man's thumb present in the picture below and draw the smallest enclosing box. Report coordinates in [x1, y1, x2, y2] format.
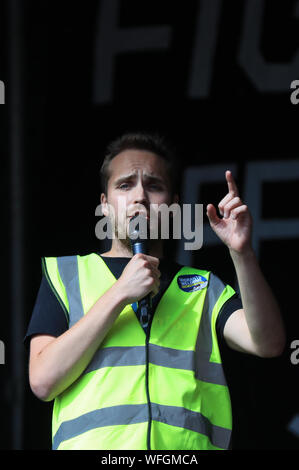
[206, 204, 220, 226]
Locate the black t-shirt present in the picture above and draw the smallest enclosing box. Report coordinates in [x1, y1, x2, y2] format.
[24, 255, 242, 349]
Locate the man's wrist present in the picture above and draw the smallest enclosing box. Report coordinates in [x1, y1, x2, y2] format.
[109, 281, 129, 310]
[229, 245, 256, 264]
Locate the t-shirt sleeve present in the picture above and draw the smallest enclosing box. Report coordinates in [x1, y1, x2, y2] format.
[24, 275, 68, 350]
[216, 293, 243, 342]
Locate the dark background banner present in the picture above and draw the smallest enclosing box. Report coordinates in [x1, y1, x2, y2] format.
[1, 0, 299, 450]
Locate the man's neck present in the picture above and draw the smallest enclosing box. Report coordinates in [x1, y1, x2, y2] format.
[101, 238, 164, 258]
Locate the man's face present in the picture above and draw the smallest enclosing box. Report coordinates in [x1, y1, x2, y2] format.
[100, 149, 178, 240]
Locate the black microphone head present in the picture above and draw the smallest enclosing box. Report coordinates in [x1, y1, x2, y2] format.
[128, 214, 149, 254]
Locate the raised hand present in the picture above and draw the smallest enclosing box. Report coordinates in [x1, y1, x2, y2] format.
[206, 170, 252, 254]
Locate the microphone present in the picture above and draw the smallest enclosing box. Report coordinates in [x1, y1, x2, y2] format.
[129, 214, 152, 328]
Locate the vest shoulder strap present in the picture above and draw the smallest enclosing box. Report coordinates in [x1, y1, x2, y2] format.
[42, 256, 70, 323]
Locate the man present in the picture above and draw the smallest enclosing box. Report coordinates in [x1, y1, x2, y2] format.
[25, 131, 286, 450]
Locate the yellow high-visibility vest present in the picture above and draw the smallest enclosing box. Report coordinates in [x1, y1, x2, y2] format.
[42, 253, 235, 450]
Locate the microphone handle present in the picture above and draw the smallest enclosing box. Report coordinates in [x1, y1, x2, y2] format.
[131, 241, 146, 255]
[132, 241, 152, 327]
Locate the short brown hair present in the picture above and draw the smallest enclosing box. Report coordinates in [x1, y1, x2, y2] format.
[100, 131, 179, 195]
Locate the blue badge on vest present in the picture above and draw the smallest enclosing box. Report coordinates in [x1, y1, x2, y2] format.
[177, 274, 208, 292]
[131, 302, 138, 313]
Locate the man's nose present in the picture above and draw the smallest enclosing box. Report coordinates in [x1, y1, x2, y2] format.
[133, 183, 147, 203]
[132, 182, 149, 206]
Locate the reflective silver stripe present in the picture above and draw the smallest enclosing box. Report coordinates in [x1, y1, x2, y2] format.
[195, 273, 227, 385]
[149, 343, 194, 370]
[57, 256, 84, 328]
[84, 344, 194, 375]
[84, 346, 146, 374]
[52, 402, 231, 450]
[151, 403, 231, 449]
[52, 404, 149, 450]
[195, 352, 226, 385]
[84, 342, 225, 385]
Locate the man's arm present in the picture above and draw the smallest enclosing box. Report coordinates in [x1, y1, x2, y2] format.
[29, 253, 160, 402]
[223, 248, 285, 357]
[206, 171, 286, 358]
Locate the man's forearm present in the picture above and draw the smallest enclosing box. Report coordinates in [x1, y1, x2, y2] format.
[30, 282, 128, 401]
[230, 247, 286, 357]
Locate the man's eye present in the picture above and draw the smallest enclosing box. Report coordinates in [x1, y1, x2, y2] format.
[119, 183, 130, 190]
[149, 184, 162, 191]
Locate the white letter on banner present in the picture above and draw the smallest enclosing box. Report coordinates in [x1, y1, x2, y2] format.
[93, 0, 172, 104]
[239, 0, 299, 92]
[188, 0, 222, 99]
[244, 160, 299, 258]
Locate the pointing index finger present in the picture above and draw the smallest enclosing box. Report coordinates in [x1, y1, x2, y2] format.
[226, 170, 239, 197]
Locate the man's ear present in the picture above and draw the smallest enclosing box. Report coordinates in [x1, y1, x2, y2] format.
[172, 193, 179, 205]
[100, 193, 109, 217]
